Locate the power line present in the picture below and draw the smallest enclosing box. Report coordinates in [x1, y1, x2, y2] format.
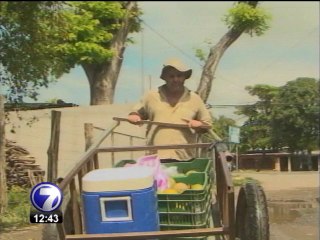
[140, 19, 201, 67]
[140, 19, 247, 92]
[207, 102, 320, 108]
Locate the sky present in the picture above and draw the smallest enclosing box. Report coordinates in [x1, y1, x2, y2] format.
[22, 1, 320, 124]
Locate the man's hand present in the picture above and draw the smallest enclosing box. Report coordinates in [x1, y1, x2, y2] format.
[182, 118, 204, 128]
[128, 114, 142, 124]
[188, 119, 204, 128]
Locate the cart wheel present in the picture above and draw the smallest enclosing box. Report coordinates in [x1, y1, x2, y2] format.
[235, 182, 269, 240]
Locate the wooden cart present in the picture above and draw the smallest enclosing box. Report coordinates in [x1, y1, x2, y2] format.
[43, 117, 269, 240]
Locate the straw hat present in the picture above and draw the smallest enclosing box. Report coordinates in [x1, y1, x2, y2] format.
[160, 58, 192, 80]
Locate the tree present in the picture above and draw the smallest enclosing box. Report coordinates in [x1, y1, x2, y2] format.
[57, 2, 141, 105]
[236, 79, 319, 153]
[271, 78, 319, 152]
[0, 2, 66, 103]
[236, 85, 278, 152]
[212, 115, 237, 140]
[196, 1, 271, 103]
[0, 2, 141, 105]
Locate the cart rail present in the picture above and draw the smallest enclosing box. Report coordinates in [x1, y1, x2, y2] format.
[66, 227, 227, 239]
[56, 118, 235, 240]
[113, 117, 212, 129]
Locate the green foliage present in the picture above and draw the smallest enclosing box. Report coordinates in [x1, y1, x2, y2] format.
[46, 98, 59, 104]
[0, 2, 66, 102]
[57, 2, 124, 64]
[237, 78, 319, 153]
[193, 39, 214, 64]
[232, 175, 259, 186]
[0, 186, 30, 230]
[56, 1, 141, 65]
[223, 2, 271, 36]
[236, 85, 279, 152]
[271, 78, 319, 151]
[0, 1, 142, 103]
[212, 115, 237, 140]
[194, 48, 206, 63]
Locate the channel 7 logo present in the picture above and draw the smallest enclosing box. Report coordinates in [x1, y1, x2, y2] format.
[30, 182, 64, 223]
[30, 182, 63, 212]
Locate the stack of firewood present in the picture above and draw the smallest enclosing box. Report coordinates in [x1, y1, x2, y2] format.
[5, 140, 44, 189]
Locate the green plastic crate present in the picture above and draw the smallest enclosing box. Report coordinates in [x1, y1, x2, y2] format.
[163, 158, 212, 176]
[113, 159, 136, 167]
[159, 196, 212, 228]
[114, 162, 213, 239]
[115, 158, 212, 173]
[158, 173, 212, 230]
[158, 173, 211, 208]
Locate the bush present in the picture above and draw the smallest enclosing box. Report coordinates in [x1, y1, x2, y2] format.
[232, 175, 259, 186]
[0, 186, 31, 231]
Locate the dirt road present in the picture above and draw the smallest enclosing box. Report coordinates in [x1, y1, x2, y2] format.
[237, 171, 318, 240]
[0, 171, 318, 240]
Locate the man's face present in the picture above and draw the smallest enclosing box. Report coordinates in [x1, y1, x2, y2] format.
[163, 67, 186, 91]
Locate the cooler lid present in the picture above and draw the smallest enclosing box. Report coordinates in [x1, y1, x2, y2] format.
[82, 166, 154, 192]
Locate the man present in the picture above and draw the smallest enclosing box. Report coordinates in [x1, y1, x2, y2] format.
[127, 58, 212, 160]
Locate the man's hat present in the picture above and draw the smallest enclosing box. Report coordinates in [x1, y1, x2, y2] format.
[160, 58, 192, 80]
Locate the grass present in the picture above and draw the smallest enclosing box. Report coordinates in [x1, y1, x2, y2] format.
[0, 186, 31, 232]
[232, 174, 260, 186]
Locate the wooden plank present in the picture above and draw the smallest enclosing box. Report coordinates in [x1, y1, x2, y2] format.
[0, 95, 7, 213]
[77, 169, 83, 193]
[57, 223, 67, 240]
[66, 227, 227, 239]
[111, 132, 115, 166]
[85, 123, 95, 172]
[228, 191, 236, 240]
[84, 123, 94, 151]
[93, 154, 99, 169]
[70, 179, 82, 234]
[4, 102, 77, 111]
[220, 152, 234, 189]
[86, 159, 94, 172]
[47, 110, 61, 182]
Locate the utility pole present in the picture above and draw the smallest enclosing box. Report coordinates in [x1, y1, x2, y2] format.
[149, 75, 152, 90]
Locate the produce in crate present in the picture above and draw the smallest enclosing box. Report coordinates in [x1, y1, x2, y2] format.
[173, 182, 190, 193]
[191, 184, 204, 190]
[161, 188, 179, 194]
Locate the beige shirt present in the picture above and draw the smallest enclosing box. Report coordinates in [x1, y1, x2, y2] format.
[132, 85, 212, 160]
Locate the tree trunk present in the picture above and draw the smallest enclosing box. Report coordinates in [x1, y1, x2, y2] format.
[196, 1, 258, 103]
[0, 95, 7, 214]
[82, 1, 138, 105]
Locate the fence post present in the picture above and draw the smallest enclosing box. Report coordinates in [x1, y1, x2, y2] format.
[47, 110, 61, 182]
[0, 95, 7, 213]
[84, 123, 95, 171]
[84, 123, 94, 150]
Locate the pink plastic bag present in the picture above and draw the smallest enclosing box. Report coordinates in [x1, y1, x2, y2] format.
[136, 155, 169, 191]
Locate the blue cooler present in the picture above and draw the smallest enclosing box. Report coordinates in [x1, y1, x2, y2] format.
[82, 166, 159, 234]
